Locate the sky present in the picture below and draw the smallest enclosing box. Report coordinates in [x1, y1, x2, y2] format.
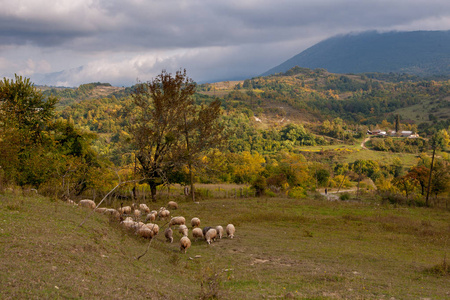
[1, 0, 450, 87]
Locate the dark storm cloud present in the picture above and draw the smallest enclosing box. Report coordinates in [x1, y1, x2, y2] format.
[1, 0, 450, 86]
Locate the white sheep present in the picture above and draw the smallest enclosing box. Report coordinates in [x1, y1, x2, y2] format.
[120, 218, 135, 230]
[205, 228, 217, 244]
[133, 209, 141, 219]
[226, 224, 235, 239]
[145, 223, 159, 236]
[215, 225, 224, 239]
[180, 236, 191, 253]
[191, 217, 201, 228]
[169, 216, 186, 227]
[104, 208, 120, 219]
[67, 199, 77, 206]
[145, 212, 157, 223]
[139, 203, 150, 214]
[178, 225, 188, 237]
[137, 225, 154, 239]
[192, 227, 203, 241]
[164, 228, 173, 243]
[158, 208, 170, 220]
[78, 199, 96, 209]
[94, 207, 107, 213]
[202, 226, 212, 237]
[118, 206, 132, 215]
[167, 201, 178, 210]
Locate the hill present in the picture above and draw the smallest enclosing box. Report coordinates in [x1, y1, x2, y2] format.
[1, 191, 449, 299]
[262, 30, 450, 77]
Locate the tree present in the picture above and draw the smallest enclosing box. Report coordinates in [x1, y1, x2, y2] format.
[425, 131, 446, 206]
[178, 97, 225, 201]
[395, 114, 400, 133]
[0, 75, 58, 186]
[129, 69, 225, 201]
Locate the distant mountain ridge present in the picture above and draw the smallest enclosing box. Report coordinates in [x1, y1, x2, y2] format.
[262, 30, 450, 77]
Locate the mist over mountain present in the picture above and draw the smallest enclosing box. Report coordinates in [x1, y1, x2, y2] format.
[262, 30, 450, 77]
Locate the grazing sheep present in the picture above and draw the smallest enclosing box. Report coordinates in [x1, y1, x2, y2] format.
[205, 228, 217, 244]
[139, 203, 150, 214]
[167, 201, 178, 210]
[94, 207, 107, 213]
[169, 216, 186, 227]
[137, 225, 154, 239]
[215, 225, 224, 239]
[164, 228, 173, 243]
[118, 206, 132, 215]
[192, 227, 203, 241]
[180, 236, 191, 253]
[145, 223, 159, 236]
[178, 225, 188, 237]
[120, 218, 135, 230]
[226, 224, 235, 239]
[104, 208, 120, 219]
[145, 212, 157, 223]
[67, 199, 77, 206]
[202, 226, 212, 237]
[78, 199, 96, 209]
[191, 217, 201, 228]
[158, 208, 170, 220]
[133, 209, 141, 219]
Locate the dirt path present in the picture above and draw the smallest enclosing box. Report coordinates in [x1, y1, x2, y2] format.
[361, 137, 370, 149]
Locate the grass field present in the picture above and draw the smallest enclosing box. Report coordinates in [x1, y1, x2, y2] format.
[1, 190, 449, 299]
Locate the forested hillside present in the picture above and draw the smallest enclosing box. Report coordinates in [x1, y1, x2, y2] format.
[263, 30, 450, 77]
[1, 68, 449, 205]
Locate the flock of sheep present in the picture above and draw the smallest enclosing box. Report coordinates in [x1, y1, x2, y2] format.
[71, 198, 236, 254]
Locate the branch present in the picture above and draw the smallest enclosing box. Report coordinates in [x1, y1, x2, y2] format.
[77, 176, 147, 228]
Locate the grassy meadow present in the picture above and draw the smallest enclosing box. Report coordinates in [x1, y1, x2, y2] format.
[1, 189, 449, 299]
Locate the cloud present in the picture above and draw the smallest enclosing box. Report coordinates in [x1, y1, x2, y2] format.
[1, 0, 450, 86]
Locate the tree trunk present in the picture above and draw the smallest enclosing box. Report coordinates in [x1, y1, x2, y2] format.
[189, 161, 195, 202]
[426, 147, 436, 207]
[149, 181, 157, 202]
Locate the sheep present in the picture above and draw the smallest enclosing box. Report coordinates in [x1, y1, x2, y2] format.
[78, 199, 96, 209]
[167, 201, 178, 210]
[94, 207, 107, 213]
[180, 236, 191, 253]
[192, 227, 203, 241]
[158, 208, 170, 220]
[145, 223, 159, 236]
[202, 226, 212, 237]
[205, 228, 217, 244]
[226, 224, 235, 239]
[133, 209, 141, 219]
[215, 225, 224, 239]
[120, 218, 135, 230]
[191, 217, 201, 228]
[137, 225, 154, 239]
[145, 212, 157, 223]
[169, 216, 186, 227]
[139, 203, 150, 214]
[178, 225, 188, 237]
[67, 199, 77, 206]
[164, 228, 173, 243]
[104, 208, 120, 219]
[118, 206, 132, 215]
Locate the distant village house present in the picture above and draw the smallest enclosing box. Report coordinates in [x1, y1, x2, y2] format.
[367, 129, 419, 138]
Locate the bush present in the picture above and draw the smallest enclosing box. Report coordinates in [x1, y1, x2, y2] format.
[288, 186, 307, 199]
[339, 192, 351, 200]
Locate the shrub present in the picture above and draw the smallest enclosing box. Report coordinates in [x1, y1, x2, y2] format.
[339, 192, 351, 201]
[288, 186, 307, 199]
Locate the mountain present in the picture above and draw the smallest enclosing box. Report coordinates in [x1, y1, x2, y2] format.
[262, 30, 450, 77]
